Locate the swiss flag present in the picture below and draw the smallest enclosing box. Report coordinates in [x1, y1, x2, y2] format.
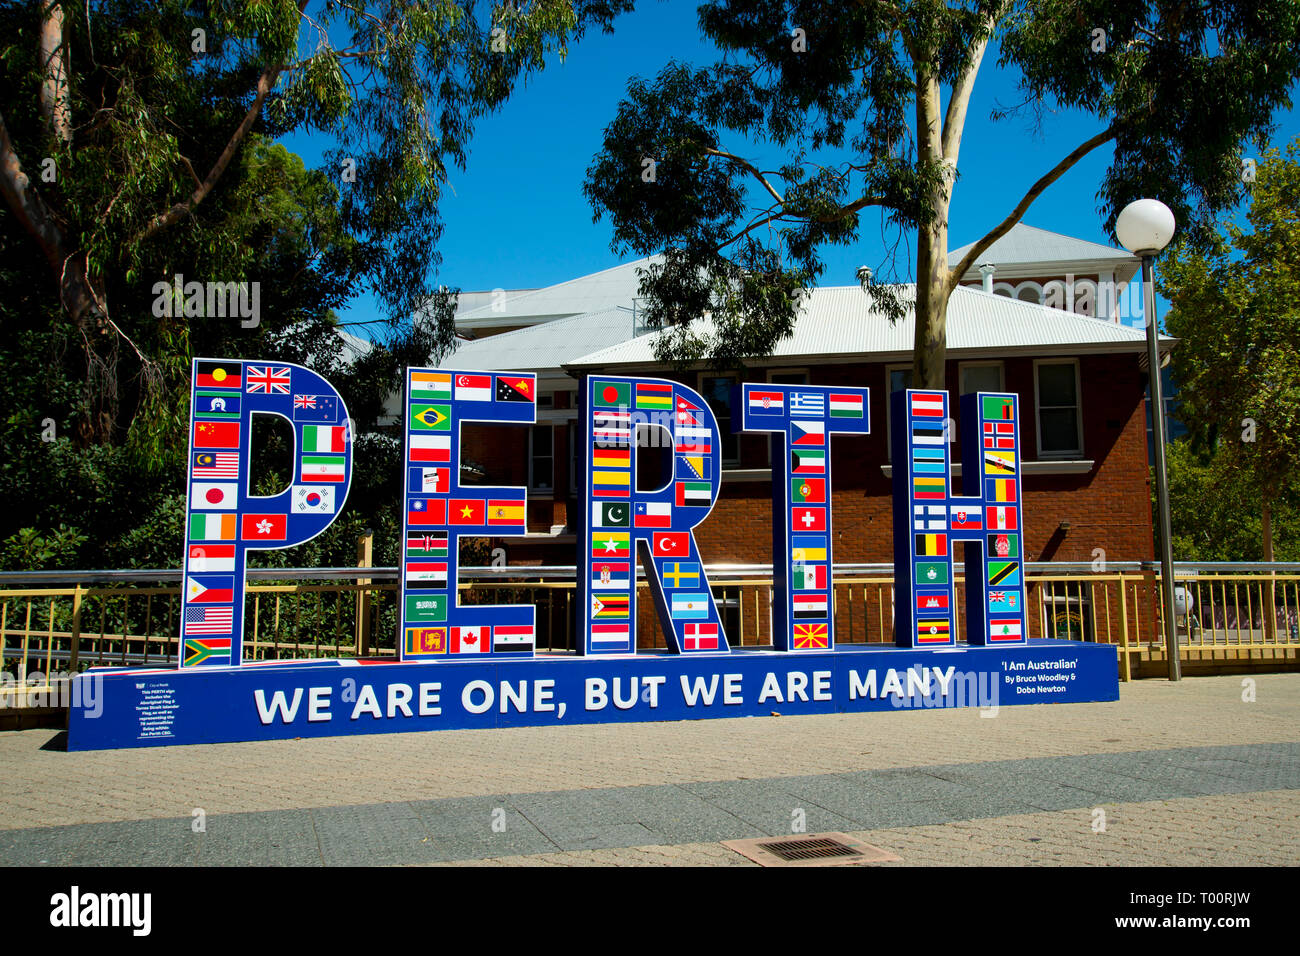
[791, 507, 827, 531]
[652, 532, 689, 557]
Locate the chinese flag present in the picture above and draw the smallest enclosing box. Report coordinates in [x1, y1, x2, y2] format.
[193, 421, 241, 449]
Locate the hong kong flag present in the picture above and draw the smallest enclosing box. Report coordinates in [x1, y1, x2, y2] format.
[241, 514, 287, 541]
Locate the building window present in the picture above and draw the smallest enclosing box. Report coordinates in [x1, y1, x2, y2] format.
[568, 422, 580, 494]
[700, 374, 739, 465]
[529, 425, 554, 492]
[885, 365, 913, 462]
[1034, 360, 1083, 458]
[959, 362, 1003, 395]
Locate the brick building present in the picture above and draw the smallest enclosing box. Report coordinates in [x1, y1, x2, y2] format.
[442, 225, 1171, 644]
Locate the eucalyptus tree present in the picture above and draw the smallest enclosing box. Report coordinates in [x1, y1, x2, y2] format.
[585, 0, 1300, 382]
[0, 0, 631, 442]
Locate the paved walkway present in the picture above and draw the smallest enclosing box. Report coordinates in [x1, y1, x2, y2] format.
[0, 674, 1296, 865]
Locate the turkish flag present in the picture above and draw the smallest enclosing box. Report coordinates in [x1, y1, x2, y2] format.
[652, 532, 689, 557]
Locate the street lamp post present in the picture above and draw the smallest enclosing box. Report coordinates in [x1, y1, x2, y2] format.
[1116, 198, 1180, 681]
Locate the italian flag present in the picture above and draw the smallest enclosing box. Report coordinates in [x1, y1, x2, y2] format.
[302, 425, 346, 452]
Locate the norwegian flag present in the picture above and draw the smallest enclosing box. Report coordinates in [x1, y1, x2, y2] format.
[983, 422, 1015, 449]
[246, 366, 291, 394]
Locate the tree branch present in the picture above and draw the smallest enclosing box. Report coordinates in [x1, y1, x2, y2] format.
[941, 6, 1000, 164]
[0, 108, 71, 272]
[132, 0, 308, 244]
[40, 1, 73, 142]
[704, 147, 785, 206]
[948, 121, 1125, 287]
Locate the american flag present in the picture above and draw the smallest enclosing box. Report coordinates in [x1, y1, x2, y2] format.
[185, 606, 233, 635]
[246, 366, 291, 394]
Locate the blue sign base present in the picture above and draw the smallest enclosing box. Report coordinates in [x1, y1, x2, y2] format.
[67, 640, 1118, 750]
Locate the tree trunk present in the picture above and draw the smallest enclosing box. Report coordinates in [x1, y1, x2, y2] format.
[912, 65, 952, 390]
[40, 2, 73, 143]
[1262, 492, 1277, 643]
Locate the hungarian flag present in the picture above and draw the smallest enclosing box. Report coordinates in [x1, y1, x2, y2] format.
[829, 394, 863, 418]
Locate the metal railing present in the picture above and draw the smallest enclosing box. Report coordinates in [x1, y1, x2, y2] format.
[2, 561, 1298, 698]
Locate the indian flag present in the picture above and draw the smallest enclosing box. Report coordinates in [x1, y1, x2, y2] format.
[302, 425, 346, 452]
[410, 370, 452, 401]
[829, 393, 863, 418]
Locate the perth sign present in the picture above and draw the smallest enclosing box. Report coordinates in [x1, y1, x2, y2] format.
[67, 359, 1118, 749]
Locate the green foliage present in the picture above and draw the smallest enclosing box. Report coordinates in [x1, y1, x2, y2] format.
[586, 1, 1300, 371]
[0, 525, 89, 571]
[1161, 138, 1300, 558]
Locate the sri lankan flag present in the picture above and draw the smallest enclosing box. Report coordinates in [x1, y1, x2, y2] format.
[982, 395, 1014, 420]
[915, 533, 948, 557]
[793, 623, 829, 649]
[917, 619, 950, 642]
[184, 637, 231, 666]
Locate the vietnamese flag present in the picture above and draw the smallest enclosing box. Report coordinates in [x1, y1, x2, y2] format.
[193, 420, 241, 449]
[450, 499, 486, 525]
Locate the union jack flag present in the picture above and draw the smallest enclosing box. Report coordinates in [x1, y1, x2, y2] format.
[246, 366, 291, 394]
[293, 394, 317, 409]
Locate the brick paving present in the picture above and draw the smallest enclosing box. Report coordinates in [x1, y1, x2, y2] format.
[0, 674, 1295, 865]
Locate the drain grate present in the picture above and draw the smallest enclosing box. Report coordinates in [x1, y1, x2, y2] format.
[722, 832, 901, 867]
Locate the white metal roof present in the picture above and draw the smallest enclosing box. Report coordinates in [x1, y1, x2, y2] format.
[566, 284, 1170, 370]
[451, 306, 645, 372]
[948, 223, 1137, 268]
[454, 255, 662, 326]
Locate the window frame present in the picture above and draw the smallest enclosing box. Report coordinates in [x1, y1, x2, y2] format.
[1033, 358, 1084, 460]
[698, 372, 741, 466]
[528, 423, 555, 494]
[884, 363, 913, 463]
[958, 360, 1004, 396]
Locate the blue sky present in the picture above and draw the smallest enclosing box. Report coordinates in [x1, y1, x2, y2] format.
[279, 0, 1300, 334]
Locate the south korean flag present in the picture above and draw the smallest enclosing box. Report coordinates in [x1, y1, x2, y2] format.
[292, 485, 336, 514]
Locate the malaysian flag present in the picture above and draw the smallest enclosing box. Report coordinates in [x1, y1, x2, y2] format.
[192, 451, 239, 480]
[185, 605, 234, 635]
